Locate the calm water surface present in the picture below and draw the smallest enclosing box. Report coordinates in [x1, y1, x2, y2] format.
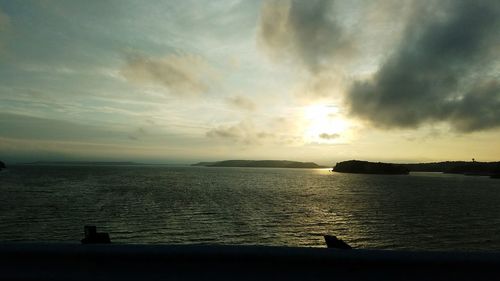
[0, 165, 499, 251]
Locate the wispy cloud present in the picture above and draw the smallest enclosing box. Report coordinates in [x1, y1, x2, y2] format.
[257, 0, 357, 101]
[226, 95, 256, 111]
[206, 120, 266, 145]
[319, 133, 340, 140]
[0, 7, 10, 54]
[121, 53, 217, 97]
[206, 116, 307, 147]
[257, 0, 355, 73]
[0, 7, 8, 32]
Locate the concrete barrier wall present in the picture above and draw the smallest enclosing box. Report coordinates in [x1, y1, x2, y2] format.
[1, 243, 499, 280]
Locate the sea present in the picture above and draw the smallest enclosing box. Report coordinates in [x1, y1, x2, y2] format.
[0, 164, 499, 251]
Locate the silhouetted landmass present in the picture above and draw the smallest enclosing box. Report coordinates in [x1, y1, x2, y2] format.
[445, 162, 500, 176]
[0, 160, 5, 171]
[402, 161, 470, 172]
[192, 160, 324, 168]
[333, 160, 409, 175]
[334, 160, 500, 178]
[23, 161, 142, 166]
[402, 161, 500, 177]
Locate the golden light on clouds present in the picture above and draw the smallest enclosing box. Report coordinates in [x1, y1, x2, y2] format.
[302, 104, 353, 144]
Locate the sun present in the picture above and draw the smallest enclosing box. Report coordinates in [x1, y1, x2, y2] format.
[302, 104, 351, 143]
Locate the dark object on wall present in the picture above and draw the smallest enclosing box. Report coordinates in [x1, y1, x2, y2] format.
[81, 226, 111, 244]
[324, 235, 352, 249]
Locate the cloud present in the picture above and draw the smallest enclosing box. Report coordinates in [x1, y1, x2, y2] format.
[206, 120, 278, 145]
[226, 95, 256, 111]
[257, 0, 354, 73]
[207, 125, 241, 140]
[446, 81, 500, 132]
[0, 8, 8, 32]
[121, 53, 217, 96]
[319, 133, 340, 140]
[0, 8, 10, 54]
[294, 68, 347, 100]
[206, 117, 307, 146]
[257, 0, 355, 101]
[347, 1, 500, 132]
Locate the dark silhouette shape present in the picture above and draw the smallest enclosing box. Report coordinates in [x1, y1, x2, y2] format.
[192, 160, 324, 168]
[492, 166, 500, 179]
[445, 162, 500, 176]
[334, 160, 500, 176]
[0, 161, 5, 171]
[81, 226, 111, 244]
[333, 160, 409, 175]
[3, 243, 500, 280]
[324, 235, 352, 249]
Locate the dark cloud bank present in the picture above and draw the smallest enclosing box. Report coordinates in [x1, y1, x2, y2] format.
[259, 0, 500, 133]
[348, 1, 500, 132]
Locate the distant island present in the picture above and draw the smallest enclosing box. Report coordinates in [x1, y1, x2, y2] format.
[0, 160, 5, 171]
[22, 161, 143, 166]
[403, 161, 500, 176]
[333, 160, 410, 175]
[192, 160, 324, 169]
[333, 160, 500, 178]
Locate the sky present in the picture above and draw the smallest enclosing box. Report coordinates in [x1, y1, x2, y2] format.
[0, 0, 499, 165]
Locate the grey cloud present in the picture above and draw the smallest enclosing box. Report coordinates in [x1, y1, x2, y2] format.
[258, 0, 354, 73]
[121, 53, 216, 96]
[0, 8, 8, 32]
[347, 1, 500, 132]
[206, 122, 259, 145]
[319, 133, 340, 140]
[446, 81, 500, 132]
[206, 118, 304, 146]
[128, 135, 139, 141]
[127, 127, 148, 141]
[206, 126, 241, 140]
[206, 121, 274, 145]
[226, 96, 256, 111]
[0, 8, 9, 53]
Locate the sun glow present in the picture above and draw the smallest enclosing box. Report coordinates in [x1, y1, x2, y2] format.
[303, 104, 352, 143]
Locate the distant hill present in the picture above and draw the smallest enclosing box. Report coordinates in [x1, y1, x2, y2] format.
[333, 160, 409, 175]
[192, 160, 324, 169]
[23, 161, 142, 166]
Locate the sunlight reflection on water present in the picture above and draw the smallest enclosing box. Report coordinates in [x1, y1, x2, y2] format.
[0, 165, 499, 251]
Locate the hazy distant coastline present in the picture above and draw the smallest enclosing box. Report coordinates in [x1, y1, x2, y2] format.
[192, 160, 325, 169]
[21, 161, 144, 166]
